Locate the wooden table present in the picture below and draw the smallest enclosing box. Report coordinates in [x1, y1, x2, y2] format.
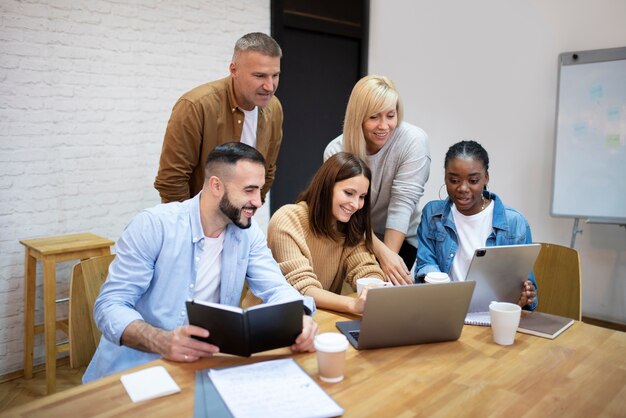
[5, 309, 626, 417]
[19, 233, 115, 395]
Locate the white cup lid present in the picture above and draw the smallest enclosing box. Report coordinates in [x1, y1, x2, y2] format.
[314, 332, 348, 352]
[357, 277, 384, 284]
[425, 272, 450, 283]
[489, 301, 521, 312]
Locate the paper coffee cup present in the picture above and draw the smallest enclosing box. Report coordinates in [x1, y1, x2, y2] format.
[314, 333, 349, 383]
[356, 277, 385, 295]
[425, 272, 450, 284]
[489, 302, 522, 345]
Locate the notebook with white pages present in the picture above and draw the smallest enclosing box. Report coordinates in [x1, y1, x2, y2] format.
[464, 311, 575, 340]
[465, 311, 492, 326]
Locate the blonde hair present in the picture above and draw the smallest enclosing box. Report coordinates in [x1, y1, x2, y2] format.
[342, 75, 404, 159]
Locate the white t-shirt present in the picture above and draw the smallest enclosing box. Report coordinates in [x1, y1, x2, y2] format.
[450, 201, 494, 281]
[240, 107, 258, 148]
[194, 231, 225, 303]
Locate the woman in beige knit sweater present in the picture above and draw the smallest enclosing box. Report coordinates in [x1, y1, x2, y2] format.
[267, 152, 386, 314]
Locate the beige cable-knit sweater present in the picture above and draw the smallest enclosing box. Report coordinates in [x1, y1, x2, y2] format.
[268, 202, 384, 295]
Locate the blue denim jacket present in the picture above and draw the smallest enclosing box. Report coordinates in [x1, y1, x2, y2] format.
[83, 193, 315, 382]
[415, 192, 537, 310]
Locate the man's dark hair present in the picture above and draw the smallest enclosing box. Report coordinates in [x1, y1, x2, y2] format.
[205, 142, 265, 178]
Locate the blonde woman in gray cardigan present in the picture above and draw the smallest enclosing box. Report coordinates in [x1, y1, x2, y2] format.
[325, 75, 431, 284]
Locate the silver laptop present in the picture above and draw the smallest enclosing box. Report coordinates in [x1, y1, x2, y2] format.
[465, 243, 541, 314]
[336, 281, 475, 350]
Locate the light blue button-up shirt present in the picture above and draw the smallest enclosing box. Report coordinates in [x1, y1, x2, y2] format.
[83, 193, 314, 382]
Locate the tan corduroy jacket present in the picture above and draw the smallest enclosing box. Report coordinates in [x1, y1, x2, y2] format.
[154, 76, 283, 203]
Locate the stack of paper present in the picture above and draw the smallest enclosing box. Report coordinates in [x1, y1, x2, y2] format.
[194, 359, 343, 418]
[120, 366, 181, 403]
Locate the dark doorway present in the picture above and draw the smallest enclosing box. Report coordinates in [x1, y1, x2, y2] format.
[270, 1, 369, 214]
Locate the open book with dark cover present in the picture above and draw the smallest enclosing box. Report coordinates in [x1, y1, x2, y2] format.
[186, 299, 303, 357]
[517, 311, 575, 339]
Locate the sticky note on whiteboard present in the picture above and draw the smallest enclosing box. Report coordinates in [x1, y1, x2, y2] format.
[606, 134, 620, 148]
[607, 107, 620, 120]
[573, 122, 587, 137]
[589, 84, 603, 99]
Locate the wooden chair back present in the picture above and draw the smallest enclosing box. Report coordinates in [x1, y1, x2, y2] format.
[533, 243, 582, 321]
[69, 254, 115, 368]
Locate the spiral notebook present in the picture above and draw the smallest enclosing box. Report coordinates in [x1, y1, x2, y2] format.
[464, 311, 575, 339]
[465, 311, 491, 326]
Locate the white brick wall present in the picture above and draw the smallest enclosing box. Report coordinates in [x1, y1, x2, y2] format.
[0, 0, 271, 376]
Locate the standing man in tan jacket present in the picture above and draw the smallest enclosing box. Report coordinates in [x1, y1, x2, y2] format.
[154, 32, 283, 203]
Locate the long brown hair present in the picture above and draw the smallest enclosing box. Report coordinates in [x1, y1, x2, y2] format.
[297, 152, 373, 249]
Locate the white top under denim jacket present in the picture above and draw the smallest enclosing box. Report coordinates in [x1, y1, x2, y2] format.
[415, 191, 537, 311]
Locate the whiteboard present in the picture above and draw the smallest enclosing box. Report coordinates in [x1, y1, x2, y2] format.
[551, 46, 626, 224]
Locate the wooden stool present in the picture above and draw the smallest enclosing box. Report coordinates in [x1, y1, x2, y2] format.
[20, 233, 115, 394]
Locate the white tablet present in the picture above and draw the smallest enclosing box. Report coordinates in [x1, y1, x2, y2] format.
[465, 244, 541, 313]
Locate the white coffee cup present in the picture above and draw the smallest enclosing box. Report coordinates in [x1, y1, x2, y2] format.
[314, 333, 349, 383]
[356, 277, 387, 295]
[489, 301, 522, 345]
[425, 272, 451, 284]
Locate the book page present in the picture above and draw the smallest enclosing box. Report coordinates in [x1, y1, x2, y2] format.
[246, 298, 301, 311]
[190, 299, 243, 313]
[208, 358, 343, 418]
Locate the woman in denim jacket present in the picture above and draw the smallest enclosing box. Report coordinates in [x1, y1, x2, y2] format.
[415, 140, 537, 310]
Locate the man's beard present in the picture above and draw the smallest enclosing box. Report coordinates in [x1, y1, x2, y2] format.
[219, 190, 255, 229]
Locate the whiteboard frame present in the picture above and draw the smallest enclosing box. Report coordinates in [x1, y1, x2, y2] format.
[551, 46, 626, 224]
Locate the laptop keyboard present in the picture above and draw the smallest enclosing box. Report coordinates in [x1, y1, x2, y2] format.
[349, 330, 360, 341]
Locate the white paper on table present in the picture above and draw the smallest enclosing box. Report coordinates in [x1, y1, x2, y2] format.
[208, 358, 343, 418]
[120, 365, 181, 403]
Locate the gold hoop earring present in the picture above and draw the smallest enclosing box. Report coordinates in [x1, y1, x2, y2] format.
[438, 184, 447, 200]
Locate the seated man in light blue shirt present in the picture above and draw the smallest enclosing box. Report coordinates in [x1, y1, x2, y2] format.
[83, 142, 318, 382]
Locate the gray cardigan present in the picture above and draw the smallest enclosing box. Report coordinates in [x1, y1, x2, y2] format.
[324, 122, 431, 247]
